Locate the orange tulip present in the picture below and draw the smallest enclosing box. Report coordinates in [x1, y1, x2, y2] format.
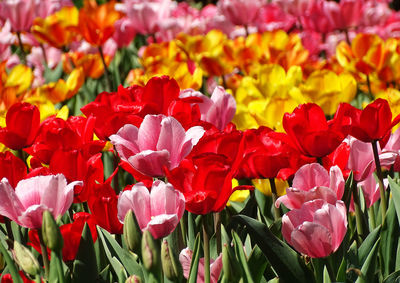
[78, 0, 121, 46]
[32, 6, 79, 48]
[63, 52, 110, 79]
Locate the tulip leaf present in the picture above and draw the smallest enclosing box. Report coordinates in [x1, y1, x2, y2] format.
[380, 198, 400, 277]
[0, 240, 23, 283]
[335, 257, 347, 282]
[323, 266, 331, 283]
[247, 245, 268, 283]
[358, 225, 381, 265]
[355, 238, 380, 283]
[44, 61, 63, 84]
[73, 223, 98, 282]
[232, 231, 254, 283]
[97, 227, 143, 279]
[389, 176, 400, 225]
[383, 270, 400, 283]
[188, 233, 201, 283]
[234, 215, 315, 283]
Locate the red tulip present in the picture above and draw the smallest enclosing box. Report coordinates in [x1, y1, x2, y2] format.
[166, 153, 251, 215]
[88, 182, 123, 234]
[0, 103, 40, 150]
[283, 103, 345, 158]
[0, 151, 27, 188]
[335, 98, 400, 146]
[29, 212, 98, 262]
[81, 76, 180, 140]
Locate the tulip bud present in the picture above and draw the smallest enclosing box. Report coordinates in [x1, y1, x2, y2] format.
[125, 275, 142, 283]
[42, 210, 63, 252]
[141, 230, 160, 272]
[161, 239, 182, 280]
[13, 241, 40, 276]
[222, 244, 241, 282]
[123, 210, 142, 255]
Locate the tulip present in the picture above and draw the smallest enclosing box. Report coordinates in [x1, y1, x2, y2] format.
[179, 247, 222, 283]
[347, 137, 396, 182]
[118, 180, 185, 239]
[283, 103, 346, 158]
[217, 0, 264, 27]
[179, 87, 236, 131]
[0, 102, 40, 150]
[166, 153, 251, 215]
[110, 114, 204, 177]
[276, 163, 345, 210]
[335, 99, 400, 146]
[0, 0, 36, 32]
[0, 174, 80, 229]
[282, 199, 347, 258]
[0, 151, 27, 188]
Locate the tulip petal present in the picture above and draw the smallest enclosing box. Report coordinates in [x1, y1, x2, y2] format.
[137, 114, 163, 151]
[292, 163, 330, 191]
[0, 178, 24, 222]
[110, 124, 140, 161]
[128, 149, 170, 177]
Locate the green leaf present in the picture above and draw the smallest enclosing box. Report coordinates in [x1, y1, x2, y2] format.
[73, 223, 98, 282]
[389, 176, 400, 225]
[380, 198, 400, 277]
[358, 225, 381, 265]
[232, 231, 254, 283]
[383, 270, 400, 283]
[97, 227, 143, 279]
[247, 245, 268, 283]
[44, 61, 63, 83]
[188, 233, 201, 283]
[355, 238, 380, 283]
[0, 240, 23, 283]
[234, 215, 315, 283]
[322, 266, 331, 283]
[335, 257, 347, 282]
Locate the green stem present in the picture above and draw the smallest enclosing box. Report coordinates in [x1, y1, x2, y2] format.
[16, 31, 26, 64]
[368, 205, 376, 230]
[323, 257, 335, 282]
[98, 46, 112, 91]
[371, 140, 387, 224]
[55, 251, 65, 283]
[269, 178, 281, 219]
[214, 212, 221, 255]
[366, 75, 373, 99]
[4, 218, 14, 242]
[352, 181, 365, 241]
[180, 216, 187, 248]
[202, 216, 210, 283]
[38, 230, 50, 280]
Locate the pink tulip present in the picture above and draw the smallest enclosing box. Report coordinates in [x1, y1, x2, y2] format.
[116, 0, 173, 35]
[179, 247, 222, 283]
[347, 137, 396, 182]
[117, 180, 185, 239]
[180, 87, 236, 131]
[273, 0, 314, 17]
[110, 114, 204, 177]
[0, 0, 36, 32]
[282, 199, 347, 258]
[113, 18, 136, 48]
[0, 174, 80, 229]
[276, 163, 344, 210]
[217, 0, 265, 27]
[358, 174, 389, 208]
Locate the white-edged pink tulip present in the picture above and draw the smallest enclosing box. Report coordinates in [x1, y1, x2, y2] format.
[109, 114, 204, 177]
[117, 180, 185, 239]
[282, 199, 347, 258]
[0, 174, 80, 229]
[275, 163, 344, 210]
[217, 0, 265, 27]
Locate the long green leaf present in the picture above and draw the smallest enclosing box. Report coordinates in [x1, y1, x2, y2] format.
[0, 240, 23, 283]
[356, 238, 380, 283]
[383, 270, 400, 283]
[232, 231, 254, 283]
[97, 227, 143, 279]
[188, 233, 201, 283]
[73, 223, 98, 282]
[247, 245, 268, 283]
[234, 215, 315, 283]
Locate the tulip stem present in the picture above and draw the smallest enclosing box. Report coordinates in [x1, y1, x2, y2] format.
[38, 230, 50, 279]
[352, 181, 365, 241]
[16, 32, 26, 64]
[323, 257, 335, 282]
[202, 216, 211, 283]
[269, 178, 281, 219]
[214, 212, 222, 254]
[98, 46, 112, 92]
[368, 205, 376, 230]
[371, 140, 387, 224]
[4, 218, 14, 242]
[54, 251, 65, 283]
[366, 75, 373, 99]
[180, 217, 187, 248]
